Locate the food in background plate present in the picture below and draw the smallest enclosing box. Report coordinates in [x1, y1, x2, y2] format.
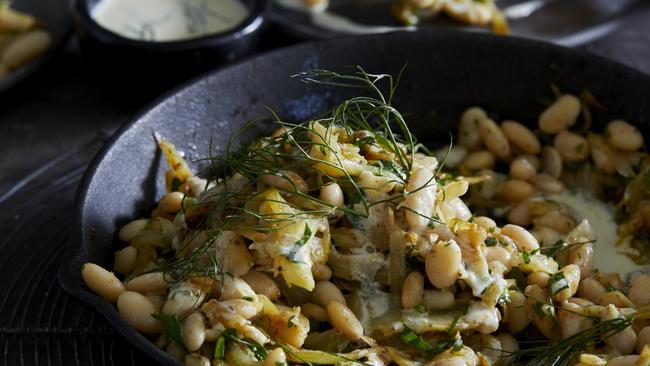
[83, 68, 650, 365]
[294, 0, 509, 34]
[0, 4, 52, 79]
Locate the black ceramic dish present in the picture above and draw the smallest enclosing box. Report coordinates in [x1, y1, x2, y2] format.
[0, 0, 72, 93]
[73, 0, 268, 91]
[60, 30, 650, 365]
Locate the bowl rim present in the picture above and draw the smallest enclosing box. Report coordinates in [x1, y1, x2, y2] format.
[59, 29, 650, 364]
[74, 0, 269, 50]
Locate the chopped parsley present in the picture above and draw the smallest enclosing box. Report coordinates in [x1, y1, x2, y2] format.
[284, 224, 312, 263]
[522, 248, 540, 264]
[485, 237, 498, 247]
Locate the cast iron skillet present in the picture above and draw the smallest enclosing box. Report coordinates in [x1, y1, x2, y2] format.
[59, 29, 650, 365]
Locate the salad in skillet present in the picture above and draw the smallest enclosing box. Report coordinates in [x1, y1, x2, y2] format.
[82, 68, 650, 366]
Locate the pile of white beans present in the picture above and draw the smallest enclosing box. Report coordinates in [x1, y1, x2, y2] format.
[82, 94, 650, 366]
[0, 7, 52, 79]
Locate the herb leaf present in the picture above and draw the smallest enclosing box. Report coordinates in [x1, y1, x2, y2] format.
[549, 271, 569, 295]
[400, 327, 435, 353]
[214, 334, 226, 360]
[152, 313, 184, 347]
[222, 329, 268, 360]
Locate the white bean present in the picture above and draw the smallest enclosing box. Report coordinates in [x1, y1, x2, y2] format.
[532, 227, 562, 248]
[118, 218, 148, 242]
[319, 183, 344, 208]
[185, 353, 210, 366]
[479, 118, 511, 159]
[301, 303, 329, 322]
[587, 133, 617, 174]
[404, 168, 437, 232]
[497, 180, 535, 202]
[538, 94, 581, 134]
[501, 224, 539, 252]
[541, 146, 563, 178]
[117, 291, 162, 334]
[527, 271, 549, 288]
[551, 264, 580, 302]
[82, 263, 125, 303]
[473, 216, 497, 231]
[607, 356, 640, 366]
[312, 281, 346, 307]
[554, 130, 589, 162]
[535, 174, 565, 194]
[532, 211, 575, 234]
[182, 312, 205, 352]
[501, 120, 541, 155]
[158, 191, 184, 214]
[125, 272, 169, 294]
[602, 305, 636, 355]
[1, 30, 51, 69]
[262, 348, 287, 366]
[464, 150, 496, 170]
[569, 242, 593, 278]
[606, 120, 644, 151]
[508, 201, 532, 227]
[600, 291, 634, 308]
[240, 270, 281, 301]
[506, 290, 530, 334]
[558, 302, 593, 339]
[578, 277, 606, 304]
[311, 263, 333, 281]
[496, 333, 519, 364]
[326, 302, 364, 340]
[113, 246, 137, 275]
[422, 289, 455, 310]
[485, 246, 511, 269]
[525, 285, 555, 338]
[636, 326, 650, 354]
[402, 271, 424, 309]
[628, 274, 650, 306]
[510, 156, 537, 181]
[458, 107, 487, 149]
[426, 240, 463, 288]
[261, 170, 308, 193]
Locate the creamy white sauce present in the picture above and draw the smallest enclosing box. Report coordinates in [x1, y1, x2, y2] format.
[550, 190, 645, 276]
[92, 0, 249, 42]
[275, 0, 416, 35]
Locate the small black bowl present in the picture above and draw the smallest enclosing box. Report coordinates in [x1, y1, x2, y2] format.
[73, 0, 268, 92]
